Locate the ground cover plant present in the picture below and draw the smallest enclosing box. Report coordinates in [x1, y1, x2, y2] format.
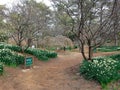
[60, 46, 78, 51]
[0, 42, 22, 52]
[0, 63, 3, 75]
[0, 43, 57, 76]
[80, 54, 120, 88]
[24, 48, 57, 61]
[96, 46, 120, 52]
[0, 43, 57, 61]
[0, 49, 24, 67]
[46, 45, 78, 51]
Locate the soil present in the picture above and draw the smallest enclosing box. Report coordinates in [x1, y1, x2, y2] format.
[0, 51, 120, 90]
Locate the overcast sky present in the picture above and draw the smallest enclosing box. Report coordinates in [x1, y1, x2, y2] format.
[0, 0, 51, 6]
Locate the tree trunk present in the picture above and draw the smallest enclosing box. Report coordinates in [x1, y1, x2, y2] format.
[36, 38, 39, 48]
[113, 0, 119, 46]
[80, 44, 87, 60]
[17, 41, 22, 47]
[114, 35, 118, 46]
[87, 39, 93, 61]
[88, 46, 93, 61]
[27, 38, 32, 47]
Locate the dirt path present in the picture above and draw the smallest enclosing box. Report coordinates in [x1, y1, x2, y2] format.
[0, 51, 119, 90]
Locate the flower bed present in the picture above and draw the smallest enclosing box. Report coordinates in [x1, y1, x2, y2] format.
[80, 55, 120, 88]
[24, 48, 57, 61]
[0, 43, 57, 61]
[0, 63, 3, 75]
[96, 46, 120, 52]
[0, 43, 22, 52]
[0, 49, 24, 67]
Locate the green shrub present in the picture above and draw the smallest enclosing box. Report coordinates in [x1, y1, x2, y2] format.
[0, 49, 24, 67]
[46, 47, 57, 51]
[0, 63, 3, 75]
[24, 48, 57, 61]
[37, 55, 49, 61]
[46, 52, 57, 58]
[0, 44, 4, 49]
[73, 45, 78, 49]
[80, 56, 120, 87]
[109, 54, 120, 61]
[5, 45, 22, 52]
[0, 43, 57, 61]
[66, 46, 72, 50]
[0, 43, 22, 52]
[96, 46, 120, 52]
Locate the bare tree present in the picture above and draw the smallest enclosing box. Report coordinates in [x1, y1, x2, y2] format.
[0, 5, 9, 42]
[5, 2, 30, 46]
[24, 0, 51, 47]
[52, 0, 119, 60]
[112, 0, 120, 46]
[5, 0, 51, 47]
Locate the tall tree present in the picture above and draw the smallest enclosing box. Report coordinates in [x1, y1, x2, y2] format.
[0, 5, 8, 42]
[5, 0, 51, 47]
[52, 0, 119, 60]
[112, 0, 120, 46]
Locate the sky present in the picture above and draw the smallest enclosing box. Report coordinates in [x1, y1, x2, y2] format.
[0, 0, 51, 6]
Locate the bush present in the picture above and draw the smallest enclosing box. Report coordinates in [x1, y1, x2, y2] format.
[73, 45, 78, 49]
[0, 63, 3, 75]
[66, 46, 72, 50]
[0, 43, 22, 52]
[24, 48, 57, 61]
[45, 51, 57, 58]
[97, 46, 120, 52]
[80, 56, 120, 87]
[5, 44, 22, 52]
[0, 43, 57, 61]
[0, 49, 24, 67]
[0, 44, 4, 49]
[37, 55, 49, 61]
[109, 54, 120, 61]
[46, 47, 57, 51]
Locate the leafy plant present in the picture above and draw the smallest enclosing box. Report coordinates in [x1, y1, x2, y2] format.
[0, 63, 3, 75]
[24, 48, 57, 61]
[96, 46, 120, 52]
[5, 44, 22, 52]
[0, 49, 24, 67]
[73, 45, 78, 49]
[80, 55, 120, 88]
[0, 43, 22, 52]
[109, 54, 120, 61]
[0, 43, 57, 61]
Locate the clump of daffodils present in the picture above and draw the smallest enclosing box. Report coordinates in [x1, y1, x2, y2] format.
[80, 56, 120, 87]
[0, 49, 24, 66]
